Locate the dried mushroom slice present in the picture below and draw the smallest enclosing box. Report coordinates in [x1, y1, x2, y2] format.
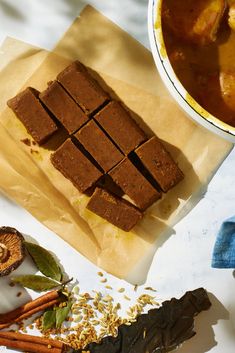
[0, 227, 26, 277]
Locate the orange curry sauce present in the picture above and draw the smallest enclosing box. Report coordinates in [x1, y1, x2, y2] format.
[162, 0, 235, 126]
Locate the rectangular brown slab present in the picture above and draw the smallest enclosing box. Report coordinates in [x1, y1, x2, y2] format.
[7, 87, 58, 145]
[39, 81, 88, 134]
[51, 139, 102, 193]
[87, 187, 143, 232]
[135, 136, 184, 192]
[95, 101, 147, 154]
[109, 157, 161, 210]
[74, 120, 123, 172]
[57, 61, 110, 114]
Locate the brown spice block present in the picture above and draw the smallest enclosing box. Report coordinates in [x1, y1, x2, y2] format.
[57, 61, 109, 114]
[7, 87, 58, 145]
[97, 175, 124, 198]
[95, 101, 147, 154]
[135, 137, 184, 192]
[87, 188, 143, 232]
[51, 139, 102, 193]
[109, 158, 161, 210]
[39, 81, 88, 134]
[74, 120, 123, 172]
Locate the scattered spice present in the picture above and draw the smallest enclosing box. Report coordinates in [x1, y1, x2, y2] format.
[32, 284, 159, 350]
[123, 295, 131, 301]
[144, 286, 157, 292]
[16, 292, 22, 297]
[100, 278, 107, 283]
[97, 272, 103, 277]
[21, 138, 31, 146]
[118, 288, 125, 293]
[30, 148, 39, 155]
[137, 294, 158, 306]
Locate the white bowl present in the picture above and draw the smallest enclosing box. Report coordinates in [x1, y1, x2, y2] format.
[148, 0, 235, 143]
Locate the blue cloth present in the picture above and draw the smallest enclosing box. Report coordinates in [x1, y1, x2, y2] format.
[212, 216, 235, 268]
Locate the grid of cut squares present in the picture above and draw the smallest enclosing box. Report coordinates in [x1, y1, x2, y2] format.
[7, 61, 184, 231]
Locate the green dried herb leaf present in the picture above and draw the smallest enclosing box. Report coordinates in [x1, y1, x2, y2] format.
[25, 242, 62, 282]
[42, 310, 56, 330]
[56, 301, 72, 328]
[12, 275, 60, 292]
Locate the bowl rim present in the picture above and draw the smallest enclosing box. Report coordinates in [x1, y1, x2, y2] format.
[148, 0, 235, 143]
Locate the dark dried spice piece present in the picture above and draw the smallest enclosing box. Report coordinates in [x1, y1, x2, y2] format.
[76, 288, 211, 353]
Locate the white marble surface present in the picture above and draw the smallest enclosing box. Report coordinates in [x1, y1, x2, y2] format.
[0, 1, 234, 352]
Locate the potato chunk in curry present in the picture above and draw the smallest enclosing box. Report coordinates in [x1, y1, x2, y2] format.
[228, 3, 235, 30]
[162, 0, 227, 45]
[220, 71, 235, 111]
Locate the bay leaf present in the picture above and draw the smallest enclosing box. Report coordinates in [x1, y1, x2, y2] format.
[25, 242, 62, 282]
[56, 301, 72, 328]
[42, 310, 56, 330]
[12, 275, 60, 291]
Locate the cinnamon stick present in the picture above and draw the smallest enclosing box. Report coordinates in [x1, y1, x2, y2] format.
[0, 290, 60, 329]
[0, 337, 64, 353]
[0, 331, 65, 349]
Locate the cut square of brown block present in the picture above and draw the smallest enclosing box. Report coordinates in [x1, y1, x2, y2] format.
[97, 175, 124, 198]
[51, 139, 102, 193]
[7, 87, 58, 145]
[74, 120, 123, 173]
[109, 158, 161, 211]
[57, 61, 109, 114]
[135, 137, 184, 192]
[39, 81, 88, 134]
[87, 188, 143, 232]
[95, 101, 147, 155]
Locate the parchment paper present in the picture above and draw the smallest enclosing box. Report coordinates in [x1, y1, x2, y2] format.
[0, 6, 232, 283]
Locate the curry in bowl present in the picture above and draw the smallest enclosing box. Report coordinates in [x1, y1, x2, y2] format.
[162, 0, 235, 127]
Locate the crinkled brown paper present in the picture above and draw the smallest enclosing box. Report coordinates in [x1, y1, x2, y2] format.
[0, 6, 232, 283]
